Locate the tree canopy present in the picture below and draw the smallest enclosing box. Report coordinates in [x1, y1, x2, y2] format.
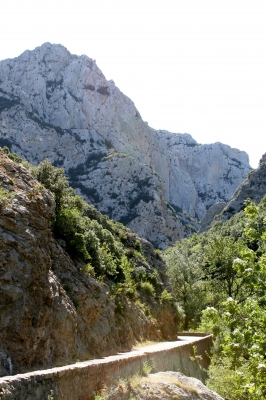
[165, 196, 266, 399]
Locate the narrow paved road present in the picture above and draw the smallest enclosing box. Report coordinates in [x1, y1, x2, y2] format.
[92, 335, 210, 365]
[134, 336, 205, 351]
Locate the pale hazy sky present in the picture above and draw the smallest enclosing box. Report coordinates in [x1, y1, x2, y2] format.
[1, 0, 265, 168]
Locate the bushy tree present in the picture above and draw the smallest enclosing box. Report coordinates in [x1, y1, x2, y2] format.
[33, 159, 69, 215]
[164, 242, 206, 329]
[203, 236, 246, 300]
[199, 197, 266, 399]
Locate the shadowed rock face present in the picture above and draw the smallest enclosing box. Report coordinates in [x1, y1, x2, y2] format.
[0, 43, 250, 248]
[220, 152, 266, 220]
[0, 149, 178, 376]
[199, 202, 227, 233]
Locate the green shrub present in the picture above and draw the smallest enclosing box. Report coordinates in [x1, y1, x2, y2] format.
[141, 361, 153, 376]
[3, 146, 23, 164]
[80, 262, 95, 277]
[155, 249, 162, 260]
[160, 289, 173, 304]
[118, 229, 127, 242]
[125, 247, 135, 258]
[134, 239, 141, 251]
[99, 244, 119, 277]
[135, 300, 152, 316]
[125, 286, 138, 300]
[0, 184, 15, 209]
[33, 158, 69, 215]
[47, 390, 54, 400]
[141, 281, 155, 297]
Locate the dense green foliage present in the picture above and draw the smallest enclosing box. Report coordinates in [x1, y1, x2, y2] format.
[32, 159, 167, 297]
[165, 197, 266, 398]
[164, 242, 205, 329]
[2, 148, 175, 317]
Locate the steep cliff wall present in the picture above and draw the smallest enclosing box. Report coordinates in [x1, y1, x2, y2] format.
[0, 149, 177, 376]
[0, 43, 250, 248]
[220, 152, 266, 220]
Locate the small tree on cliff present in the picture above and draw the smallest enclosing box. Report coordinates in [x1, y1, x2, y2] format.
[34, 159, 69, 216]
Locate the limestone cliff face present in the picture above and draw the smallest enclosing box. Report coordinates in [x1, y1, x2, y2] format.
[220, 152, 266, 220]
[0, 43, 250, 248]
[0, 149, 177, 376]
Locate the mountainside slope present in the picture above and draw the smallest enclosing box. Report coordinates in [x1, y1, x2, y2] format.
[0, 149, 178, 376]
[0, 43, 250, 248]
[220, 152, 266, 220]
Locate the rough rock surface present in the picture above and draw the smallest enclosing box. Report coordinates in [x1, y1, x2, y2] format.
[199, 202, 227, 233]
[0, 149, 177, 376]
[0, 43, 250, 248]
[220, 152, 266, 220]
[106, 371, 224, 400]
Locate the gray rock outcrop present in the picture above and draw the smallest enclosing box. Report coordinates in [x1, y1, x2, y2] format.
[199, 202, 227, 232]
[107, 371, 224, 399]
[220, 152, 266, 220]
[0, 43, 251, 248]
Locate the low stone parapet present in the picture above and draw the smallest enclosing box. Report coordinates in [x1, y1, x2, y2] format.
[0, 334, 212, 400]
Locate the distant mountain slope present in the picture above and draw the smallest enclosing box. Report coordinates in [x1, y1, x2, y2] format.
[220, 152, 266, 220]
[0, 43, 250, 248]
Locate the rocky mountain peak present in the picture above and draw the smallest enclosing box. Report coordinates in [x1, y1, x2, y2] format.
[0, 43, 251, 248]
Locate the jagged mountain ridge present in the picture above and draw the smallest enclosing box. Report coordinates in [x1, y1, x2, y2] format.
[0, 42, 251, 248]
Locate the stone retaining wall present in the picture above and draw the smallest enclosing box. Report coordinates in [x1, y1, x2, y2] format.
[0, 334, 212, 400]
